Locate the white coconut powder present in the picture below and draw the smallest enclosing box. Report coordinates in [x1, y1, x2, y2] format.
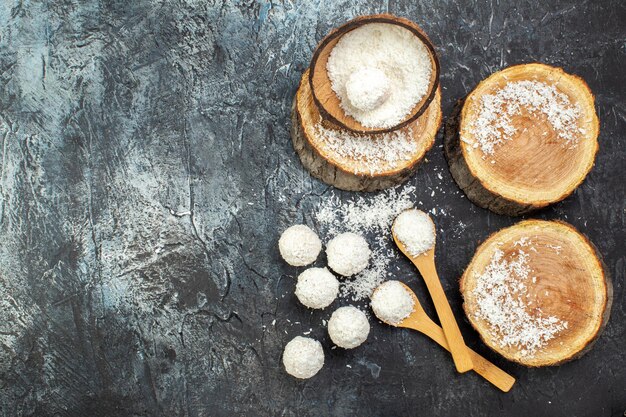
[466, 80, 583, 155]
[371, 280, 415, 325]
[327, 23, 432, 128]
[471, 245, 568, 358]
[393, 209, 436, 256]
[316, 185, 417, 300]
[345, 67, 391, 111]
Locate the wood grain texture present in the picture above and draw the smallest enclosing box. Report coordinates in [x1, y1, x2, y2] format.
[445, 63, 599, 216]
[385, 283, 515, 391]
[393, 222, 473, 373]
[460, 220, 612, 367]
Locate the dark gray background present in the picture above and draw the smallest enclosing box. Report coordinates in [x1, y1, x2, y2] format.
[0, 0, 624, 416]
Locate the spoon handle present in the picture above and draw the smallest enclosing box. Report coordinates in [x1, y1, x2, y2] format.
[413, 254, 473, 373]
[405, 318, 516, 392]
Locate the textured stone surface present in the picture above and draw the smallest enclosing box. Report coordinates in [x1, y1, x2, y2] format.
[0, 1, 624, 416]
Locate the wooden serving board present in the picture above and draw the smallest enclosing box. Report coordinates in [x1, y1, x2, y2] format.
[460, 220, 611, 367]
[445, 63, 599, 216]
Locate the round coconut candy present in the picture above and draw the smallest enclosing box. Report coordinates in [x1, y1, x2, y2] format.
[326, 232, 371, 276]
[371, 280, 415, 325]
[278, 224, 322, 267]
[392, 208, 436, 257]
[282, 336, 325, 379]
[295, 267, 339, 309]
[327, 306, 370, 349]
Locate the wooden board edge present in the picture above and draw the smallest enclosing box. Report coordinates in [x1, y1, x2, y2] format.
[290, 97, 419, 192]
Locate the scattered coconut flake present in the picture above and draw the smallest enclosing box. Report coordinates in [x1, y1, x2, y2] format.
[315, 185, 416, 300]
[466, 80, 582, 155]
[340, 254, 389, 302]
[471, 247, 568, 358]
[314, 119, 418, 175]
[513, 237, 530, 247]
[546, 244, 562, 254]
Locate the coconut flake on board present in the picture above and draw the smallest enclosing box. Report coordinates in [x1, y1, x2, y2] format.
[314, 119, 418, 175]
[467, 80, 583, 156]
[471, 242, 568, 358]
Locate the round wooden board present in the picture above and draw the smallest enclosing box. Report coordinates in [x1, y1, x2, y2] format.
[460, 220, 612, 367]
[291, 69, 441, 192]
[445, 63, 599, 216]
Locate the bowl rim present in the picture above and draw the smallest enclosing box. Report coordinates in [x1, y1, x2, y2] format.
[308, 14, 441, 135]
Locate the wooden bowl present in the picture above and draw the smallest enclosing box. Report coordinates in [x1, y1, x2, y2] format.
[309, 14, 440, 135]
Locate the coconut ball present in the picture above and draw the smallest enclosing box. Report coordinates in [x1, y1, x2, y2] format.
[282, 336, 324, 379]
[393, 209, 436, 257]
[326, 232, 371, 277]
[278, 224, 322, 267]
[345, 67, 391, 111]
[327, 306, 370, 349]
[295, 268, 339, 309]
[371, 280, 415, 325]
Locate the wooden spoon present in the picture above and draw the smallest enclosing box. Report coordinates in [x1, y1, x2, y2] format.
[373, 282, 516, 392]
[392, 210, 473, 373]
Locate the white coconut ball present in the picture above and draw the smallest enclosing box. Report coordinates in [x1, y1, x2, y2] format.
[282, 336, 324, 379]
[326, 232, 371, 277]
[327, 306, 370, 349]
[278, 224, 322, 267]
[295, 268, 339, 309]
[371, 280, 415, 325]
[393, 209, 436, 257]
[346, 67, 391, 111]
